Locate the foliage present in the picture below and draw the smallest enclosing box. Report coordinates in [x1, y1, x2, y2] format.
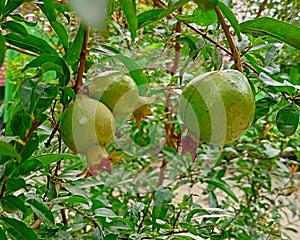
[0, 0, 300, 239]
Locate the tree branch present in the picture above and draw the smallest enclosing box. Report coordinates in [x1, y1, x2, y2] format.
[73, 25, 89, 93]
[215, 6, 243, 72]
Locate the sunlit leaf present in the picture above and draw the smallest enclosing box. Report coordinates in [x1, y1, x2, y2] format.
[119, 0, 138, 41]
[240, 17, 300, 50]
[2, 20, 28, 37]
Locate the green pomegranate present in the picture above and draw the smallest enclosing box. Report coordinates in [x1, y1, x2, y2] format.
[193, 0, 218, 11]
[85, 71, 140, 118]
[60, 94, 116, 175]
[179, 70, 255, 145]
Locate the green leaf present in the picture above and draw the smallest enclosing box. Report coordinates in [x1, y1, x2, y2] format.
[34, 153, 80, 166]
[0, 0, 5, 14]
[218, 1, 241, 41]
[254, 97, 276, 122]
[259, 72, 296, 94]
[20, 79, 59, 114]
[119, 0, 137, 41]
[64, 24, 85, 66]
[2, 20, 28, 37]
[204, 178, 239, 202]
[0, 227, 7, 240]
[38, 0, 56, 22]
[94, 45, 148, 89]
[53, 195, 90, 205]
[193, 0, 218, 11]
[5, 33, 57, 55]
[176, 7, 217, 26]
[186, 208, 210, 222]
[25, 198, 55, 227]
[0, 141, 21, 160]
[276, 103, 299, 136]
[24, 55, 70, 86]
[0, 31, 5, 67]
[0, 217, 38, 240]
[38, 0, 69, 50]
[1, 195, 28, 213]
[137, 8, 164, 28]
[17, 158, 43, 176]
[240, 17, 300, 50]
[94, 208, 117, 218]
[158, 0, 190, 20]
[2, 0, 27, 17]
[179, 222, 198, 235]
[51, 21, 69, 50]
[152, 186, 173, 230]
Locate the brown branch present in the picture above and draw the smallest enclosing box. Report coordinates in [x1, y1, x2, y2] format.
[44, 121, 60, 148]
[18, 118, 40, 153]
[215, 6, 243, 72]
[256, 0, 268, 18]
[73, 25, 89, 93]
[137, 193, 153, 233]
[170, 7, 182, 75]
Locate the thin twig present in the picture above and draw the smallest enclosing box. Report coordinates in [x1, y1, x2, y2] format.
[170, 7, 182, 75]
[5, 43, 39, 57]
[73, 25, 89, 93]
[215, 6, 243, 72]
[137, 193, 154, 233]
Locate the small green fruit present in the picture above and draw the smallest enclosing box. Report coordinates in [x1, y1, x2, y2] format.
[86, 71, 140, 118]
[179, 69, 255, 145]
[60, 94, 116, 154]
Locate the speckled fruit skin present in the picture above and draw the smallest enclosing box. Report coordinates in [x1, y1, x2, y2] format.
[179, 70, 255, 145]
[86, 71, 139, 118]
[59, 94, 116, 154]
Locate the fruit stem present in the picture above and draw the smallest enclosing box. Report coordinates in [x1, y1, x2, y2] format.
[86, 146, 111, 176]
[73, 24, 89, 93]
[214, 6, 243, 72]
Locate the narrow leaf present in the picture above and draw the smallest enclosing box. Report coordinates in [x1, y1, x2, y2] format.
[137, 8, 164, 28]
[0, 0, 5, 14]
[0, 227, 7, 240]
[94, 208, 117, 218]
[1, 195, 28, 213]
[0, 31, 5, 67]
[5, 33, 57, 55]
[0, 217, 38, 240]
[276, 104, 299, 136]
[119, 0, 138, 41]
[34, 153, 80, 166]
[94, 45, 148, 88]
[218, 1, 241, 41]
[24, 55, 70, 86]
[204, 179, 239, 202]
[25, 198, 55, 227]
[51, 21, 69, 50]
[38, 0, 69, 50]
[0, 141, 21, 160]
[2, 0, 27, 17]
[64, 24, 85, 65]
[240, 17, 300, 50]
[2, 20, 28, 37]
[158, 0, 190, 20]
